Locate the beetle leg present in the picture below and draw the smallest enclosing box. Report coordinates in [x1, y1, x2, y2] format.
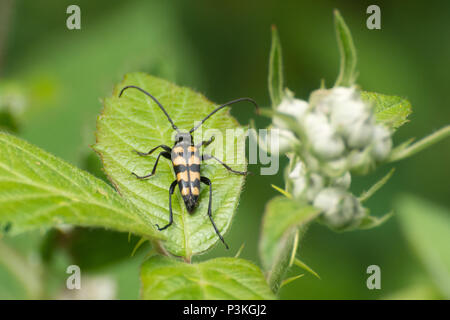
[132, 151, 171, 179]
[133, 144, 171, 156]
[201, 153, 250, 175]
[155, 179, 178, 231]
[195, 136, 215, 149]
[200, 176, 229, 249]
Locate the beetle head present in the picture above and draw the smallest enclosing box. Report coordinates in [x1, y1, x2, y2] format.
[174, 132, 192, 144]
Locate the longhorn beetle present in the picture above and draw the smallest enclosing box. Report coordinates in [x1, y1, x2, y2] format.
[119, 86, 259, 249]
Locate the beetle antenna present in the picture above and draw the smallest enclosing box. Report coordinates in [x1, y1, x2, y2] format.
[189, 97, 260, 133]
[119, 85, 180, 132]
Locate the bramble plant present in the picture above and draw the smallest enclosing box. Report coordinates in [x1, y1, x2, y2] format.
[0, 10, 448, 299]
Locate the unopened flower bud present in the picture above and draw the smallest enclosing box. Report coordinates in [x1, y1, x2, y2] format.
[332, 172, 352, 189]
[321, 157, 348, 177]
[273, 97, 309, 130]
[348, 150, 376, 175]
[313, 87, 358, 113]
[346, 115, 375, 149]
[329, 93, 374, 148]
[306, 173, 325, 201]
[303, 153, 321, 172]
[289, 161, 307, 198]
[303, 112, 345, 160]
[370, 125, 392, 161]
[313, 187, 365, 230]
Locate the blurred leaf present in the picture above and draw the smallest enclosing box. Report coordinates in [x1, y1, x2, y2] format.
[0, 240, 43, 299]
[396, 194, 450, 299]
[0, 133, 162, 239]
[94, 73, 247, 259]
[388, 125, 450, 162]
[334, 10, 357, 87]
[259, 196, 319, 292]
[268, 25, 284, 108]
[41, 228, 144, 271]
[383, 281, 442, 300]
[361, 92, 412, 130]
[140, 256, 276, 300]
[359, 168, 395, 202]
[14, 1, 202, 164]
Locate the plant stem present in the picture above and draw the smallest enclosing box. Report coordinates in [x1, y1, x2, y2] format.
[359, 168, 395, 202]
[388, 125, 450, 162]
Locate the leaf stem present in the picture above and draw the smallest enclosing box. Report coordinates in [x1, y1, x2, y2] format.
[388, 125, 450, 162]
[359, 168, 395, 202]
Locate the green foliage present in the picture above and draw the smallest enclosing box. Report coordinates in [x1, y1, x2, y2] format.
[362, 92, 412, 130]
[396, 194, 450, 299]
[268, 26, 284, 108]
[140, 256, 276, 300]
[334, 10, 357, 87]
[94, 72, 247, 259]
[0, 3, 448, 300]
[259, 196, 319, 292]
[0, 133, 161, 239]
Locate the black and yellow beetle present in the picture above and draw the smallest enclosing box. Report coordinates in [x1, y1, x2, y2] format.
[119, 86, 259, 249]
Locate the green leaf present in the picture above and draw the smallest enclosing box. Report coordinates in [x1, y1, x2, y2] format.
[140, 256, 276, 300]
[259, 196, 320, 292]
[361, 92, 412, 130]
[388, 125, 450, 162]
[396, 194, 450, 299]
[0, 133, 161, 239]
[383, 281, 442, 300]
[94, 73, 247, 258]
[268, 25, 284, 108]
[334, 10, 357, 87]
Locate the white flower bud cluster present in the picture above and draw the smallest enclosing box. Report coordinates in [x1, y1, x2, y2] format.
[270, 86, 393, 230]
[267, 94, 309, 154]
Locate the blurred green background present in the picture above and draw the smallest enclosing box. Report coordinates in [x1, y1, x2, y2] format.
[0, 0, 449, 299]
